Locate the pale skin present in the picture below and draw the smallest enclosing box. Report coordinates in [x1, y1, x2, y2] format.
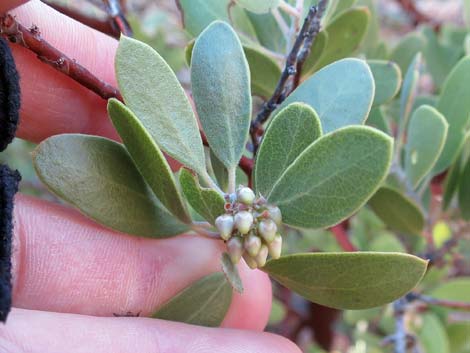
[0, 1, 301, 352]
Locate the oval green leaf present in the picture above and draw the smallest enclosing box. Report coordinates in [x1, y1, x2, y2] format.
[300, 30, 328, 78]
[263, 252, 428, 309]
[179, 168, 225, 224]
[108, 98, 191, 223]
[368, 186, 425, 235]
[116, 36, 206, 175]
[405, 105, 449, 188]
[416, 313, 450, 353]
[280, 59, 375, 133]
[434, 56, 470, 173]
[235, 0, 279, 14]
[314, 7, 370, 70]
[390, 32, 425, 73]
[267, 126, 392, 229]
[368, 60, 402, 106]
[153, 272, 232, 327]
[254, 103, 322, 197]
[191, 21, 251, 170]
[33, 134, 187, 238]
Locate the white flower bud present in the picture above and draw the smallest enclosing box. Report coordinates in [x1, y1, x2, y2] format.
[244, 234, 261, 257]
[255, 244, 269, 267]
[258, 219, 277, 243]
[243, 253, 258, 269]
[268, 206, 282, 226]
[227, 237, 243, 264]
[234, 211, 253, 234]
[237, 187, 256, 205]
[268, 234, 282, 259]
[215, 214, 234, 240]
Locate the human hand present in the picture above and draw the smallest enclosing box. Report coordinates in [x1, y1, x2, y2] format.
[0, 1, 300, 352]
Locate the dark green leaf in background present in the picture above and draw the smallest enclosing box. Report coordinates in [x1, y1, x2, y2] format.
[313, 7, 370, 70]
[244, 45, 282, 97]
[254, 103, 322, 197]
[267, 126, 392, 229]
[263, 252, 428, 309]
[458, 155, 470, 220]
[116, 36, 206, 176]
[179, 168, 225, 224]
[153, 272, 232, 327]
[191, 21, 251, 170]
[235, 0, 280, 14]
[368, 186, 425, 235]
[33, 135, 187, 238]
[434, 56, 470, 174]
[108, 98, 191, 223]
[281, 59, 375, 133]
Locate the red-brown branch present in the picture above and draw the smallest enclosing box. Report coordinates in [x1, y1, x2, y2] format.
[0, 13, 122, 100]
[42, 1, 121, 38]
[394, 0, 440, 30]
[330, 220, 357, 252]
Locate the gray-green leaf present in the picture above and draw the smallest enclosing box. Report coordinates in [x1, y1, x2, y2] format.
[108, 98, 191, 223]
[254, 103, 322, 197]
[116, 36, 206, 175]
[221, 253, 243, 293]
[191, 21, 251, 170]
[280, 58, 375, 133]
[33, 134, 187, 237]
[399, 53, 421, 128]
[179, 168, 225, 224]
[263, 252, 428, 309]
[153, 272, 232, 327]
[368, 60, 402, 106]
[434, 56, 470, 174]
[267, 126, 393, 229]
[244, 45, 281, 98]
[405, 105, 448, 188]
[368, 186, 425, 235]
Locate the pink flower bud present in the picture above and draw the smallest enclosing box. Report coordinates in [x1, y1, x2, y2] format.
[237, 187, 256, 205]
[243, 253, 258, 269]
[255, 244, 269, 267]
[268, 206, 282, 226]
[227, 237, 243, 264]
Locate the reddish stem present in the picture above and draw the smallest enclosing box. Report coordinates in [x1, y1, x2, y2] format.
[330, 221, 356, 252]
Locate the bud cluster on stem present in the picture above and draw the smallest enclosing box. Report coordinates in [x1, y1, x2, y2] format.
[215, 186, 284, 269]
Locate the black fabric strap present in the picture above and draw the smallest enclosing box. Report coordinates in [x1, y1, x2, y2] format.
[0, 36, 21, 152]
[0, 164, 21, 322]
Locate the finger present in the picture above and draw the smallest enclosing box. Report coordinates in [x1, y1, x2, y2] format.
[0, 308, 301, 353]
[12, 194, 272, 331]
[9, 0, 120, 143]
[0, 0, 27, 13]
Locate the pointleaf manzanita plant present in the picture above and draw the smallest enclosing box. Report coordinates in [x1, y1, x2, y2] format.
[32, 20, 427, 326]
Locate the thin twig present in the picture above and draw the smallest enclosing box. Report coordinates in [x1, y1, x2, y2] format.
[102, 0, 133, 36]
[408, 293, 470, 311]
[393, 298, 408, 353]
[330, 221, 356, 252]
[42, 1, 121, 39]
[0, 14, 122, 100]
[250, 1, 328, 154]
[293, 0, 327, 87]
[278, 1, 301, 18]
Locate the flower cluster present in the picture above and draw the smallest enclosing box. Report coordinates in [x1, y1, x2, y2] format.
[215, 187, 283, 269]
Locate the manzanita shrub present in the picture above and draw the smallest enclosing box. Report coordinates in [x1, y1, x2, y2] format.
[17, 2, 470, 351]
[31, 12, 430, 326]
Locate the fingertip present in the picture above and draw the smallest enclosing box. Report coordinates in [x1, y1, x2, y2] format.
[221, 261, 272, 331]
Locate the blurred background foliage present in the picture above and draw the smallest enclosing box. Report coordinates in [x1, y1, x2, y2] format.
[2, 0, 470, 352]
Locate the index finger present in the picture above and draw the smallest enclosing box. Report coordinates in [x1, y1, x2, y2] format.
[7, 0, 120, 143]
